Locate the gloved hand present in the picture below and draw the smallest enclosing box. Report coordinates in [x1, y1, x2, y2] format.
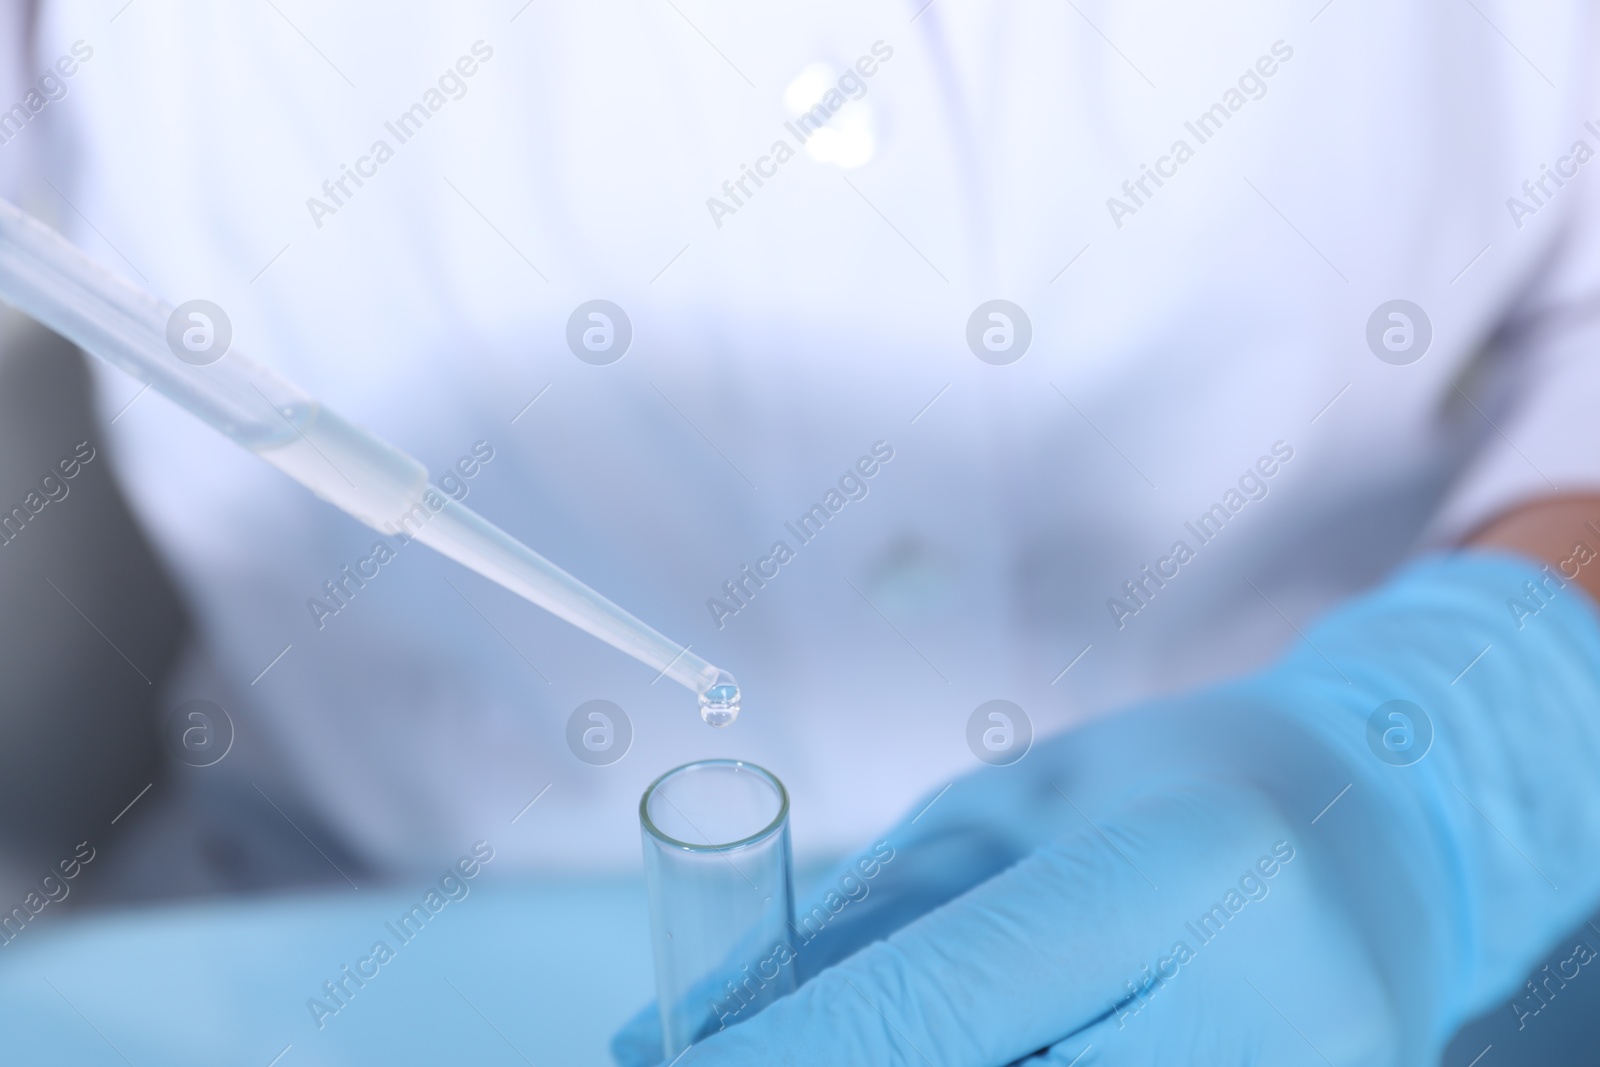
[613, 552, 1600, 1065]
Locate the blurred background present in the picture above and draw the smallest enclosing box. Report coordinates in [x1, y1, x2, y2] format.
[3, 1, 1600, 1063]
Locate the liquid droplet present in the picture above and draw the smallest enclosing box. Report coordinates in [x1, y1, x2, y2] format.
[699, 671, 741, 727]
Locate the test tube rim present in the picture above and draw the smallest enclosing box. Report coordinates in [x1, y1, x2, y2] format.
[639, 759, 789, 855]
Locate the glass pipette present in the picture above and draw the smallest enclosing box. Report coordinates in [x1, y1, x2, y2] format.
[0, 196, 740, 726]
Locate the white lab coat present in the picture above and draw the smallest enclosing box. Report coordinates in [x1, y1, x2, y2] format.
[21, 0, 1600, 874]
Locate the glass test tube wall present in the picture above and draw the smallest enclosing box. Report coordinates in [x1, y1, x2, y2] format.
[639, 760, 796, 1058]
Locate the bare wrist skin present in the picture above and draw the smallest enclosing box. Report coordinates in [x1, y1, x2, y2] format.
[1467, 495, 1600, 606]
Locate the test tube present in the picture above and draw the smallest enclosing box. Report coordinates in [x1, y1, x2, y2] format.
[640, 760, 795, 1058]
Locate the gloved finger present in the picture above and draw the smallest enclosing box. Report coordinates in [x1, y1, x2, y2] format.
[683, 780, 1305, 1066]
[791, 752, 1151, 983]
[1022, 845, 1395, 1067]
[790, 819, 1035, 983]
[610, 1000, 663, 1067]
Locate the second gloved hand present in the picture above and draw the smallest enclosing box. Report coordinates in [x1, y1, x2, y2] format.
[614, 553, 1600, 1065]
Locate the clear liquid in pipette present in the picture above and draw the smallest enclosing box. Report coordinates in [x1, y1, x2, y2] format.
[255, 407, 745, 727]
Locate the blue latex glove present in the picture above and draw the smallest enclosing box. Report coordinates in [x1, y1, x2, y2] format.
[614, 553, 1600, 1065]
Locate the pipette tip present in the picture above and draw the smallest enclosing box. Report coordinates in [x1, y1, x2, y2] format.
[698, 670, 741, 728]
